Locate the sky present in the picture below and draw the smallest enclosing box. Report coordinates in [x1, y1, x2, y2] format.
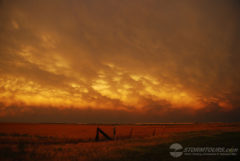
[0, 0, 240, 123]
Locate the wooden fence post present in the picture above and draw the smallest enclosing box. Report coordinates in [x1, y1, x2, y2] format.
[95, 127, 99, 141]
[113, 127, 116, 140]
[129, 128, 133, 138]
[95, 127, 113, 141]
[161, 126, 165, 137]
[152, 128, 156, 136]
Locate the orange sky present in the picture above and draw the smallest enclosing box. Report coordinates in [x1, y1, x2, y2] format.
[0, 0, 240, 122]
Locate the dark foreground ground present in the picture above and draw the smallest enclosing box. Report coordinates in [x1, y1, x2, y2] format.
[111, 131, 240, 161]
[0, 123, 239, 161]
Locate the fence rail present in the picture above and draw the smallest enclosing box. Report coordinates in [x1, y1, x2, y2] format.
[94, 126, 163, 142]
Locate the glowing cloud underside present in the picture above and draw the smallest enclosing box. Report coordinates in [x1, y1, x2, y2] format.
[0, 0, 240, 122]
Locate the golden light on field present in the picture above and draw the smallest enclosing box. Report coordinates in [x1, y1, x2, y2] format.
[0, 0, 240, 122]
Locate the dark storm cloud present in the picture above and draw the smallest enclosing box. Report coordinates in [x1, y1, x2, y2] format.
[0, 0, 240, 122]
[1, 102, 239, 123]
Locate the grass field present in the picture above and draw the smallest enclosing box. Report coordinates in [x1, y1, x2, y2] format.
[0, 123, 239, 161]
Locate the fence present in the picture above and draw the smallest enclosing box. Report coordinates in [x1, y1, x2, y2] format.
[95, 126, 165, 141]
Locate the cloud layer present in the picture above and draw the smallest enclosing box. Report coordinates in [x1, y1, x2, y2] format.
[0, 0, 240, 122]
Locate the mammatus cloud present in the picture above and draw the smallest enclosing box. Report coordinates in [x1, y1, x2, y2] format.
[0, 0, 240, 122]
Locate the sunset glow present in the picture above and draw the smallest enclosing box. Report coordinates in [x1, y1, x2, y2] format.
[0, 0, 240, 122]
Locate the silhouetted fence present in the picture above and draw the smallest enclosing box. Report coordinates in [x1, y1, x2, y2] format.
[95, 127, 112, 141]
[94, 126, 163, 142]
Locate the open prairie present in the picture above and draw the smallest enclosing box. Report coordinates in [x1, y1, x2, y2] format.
[0, 123, 239, 161]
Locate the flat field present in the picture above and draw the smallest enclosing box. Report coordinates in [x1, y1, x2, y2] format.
[0, 123, 239, 161]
